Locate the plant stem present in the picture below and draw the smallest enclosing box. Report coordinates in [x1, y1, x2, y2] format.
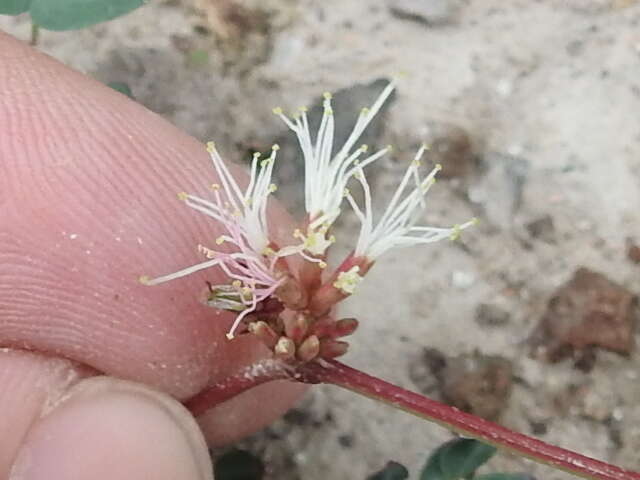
[184, 358, 293, 416]
[30, 23, 40, 46]
[299, 360, 639, 480]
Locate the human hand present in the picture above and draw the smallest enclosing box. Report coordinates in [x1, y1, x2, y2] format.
[0, 32, 305, 480]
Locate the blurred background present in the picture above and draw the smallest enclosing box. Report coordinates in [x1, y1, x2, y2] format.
[2, 1, 640, 479]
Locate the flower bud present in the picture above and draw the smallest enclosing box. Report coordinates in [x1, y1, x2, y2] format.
[319, 339, 349, 359]
[334, 318, 359, 337]
[274, 336, 296, 360]
[275, 275, 308, 310]
[283, 313, 309, 344]
[297, 335, 320, 362]
[248, 321, 279, 348]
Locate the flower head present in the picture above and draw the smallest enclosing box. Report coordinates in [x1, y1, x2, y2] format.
[140, 142, 285, 339]
[346, 144, 478, 261]
[142, 79, 476, 360]
[273, 82, 395, 257]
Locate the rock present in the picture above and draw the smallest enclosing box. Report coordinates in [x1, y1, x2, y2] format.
[475, 303, 510, 326]
[410, 348, 513, 421]
[422, 122, 477, 178]
[440, 352, 513, 421]
[535, 268, 637, 366]
[451, 270, 475, 289]
[468, 153, 529, 229]
[526, 215, 556, 243]
[626, 239, 640, 264]
[388, 0, 459, 26]
[408, 347, 447, 394]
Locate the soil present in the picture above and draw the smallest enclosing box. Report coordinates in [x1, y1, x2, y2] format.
[3, 1, 640, 479]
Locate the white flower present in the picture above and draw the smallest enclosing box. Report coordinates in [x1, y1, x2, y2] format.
[273, 82, 396, 256]
[346, 144, 477, 261]
[140, 142, 285, 339]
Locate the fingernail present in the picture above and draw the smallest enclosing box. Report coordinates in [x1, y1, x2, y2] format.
[10, 376, 213, 480]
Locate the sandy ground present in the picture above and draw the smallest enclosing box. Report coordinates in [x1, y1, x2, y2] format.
[3, 1, 640, 478]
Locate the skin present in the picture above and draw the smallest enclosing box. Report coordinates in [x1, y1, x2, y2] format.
[0, 32, 305, 480]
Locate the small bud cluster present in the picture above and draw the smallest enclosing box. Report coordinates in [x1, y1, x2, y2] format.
[141, 81, 475, 362]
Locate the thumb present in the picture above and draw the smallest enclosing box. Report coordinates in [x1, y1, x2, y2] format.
[8, 371, 213, 480]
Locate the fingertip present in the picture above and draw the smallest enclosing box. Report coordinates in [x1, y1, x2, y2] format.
[10, 377, 213, 480]
[198, 379, 308, 447]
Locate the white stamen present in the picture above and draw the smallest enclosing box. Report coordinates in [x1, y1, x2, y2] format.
[349, 146, 477, 259]
[274, 82, 396, 255]
[141, 142, 287, 339]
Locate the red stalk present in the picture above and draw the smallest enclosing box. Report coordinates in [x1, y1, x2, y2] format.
[184, 359, 293, 416]
[300, 360, 639, 480]
[183, 358, 640, 480]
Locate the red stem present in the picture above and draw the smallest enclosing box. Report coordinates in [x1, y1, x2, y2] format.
[299, 360, 639, 480]
[184, 359, 293, 416]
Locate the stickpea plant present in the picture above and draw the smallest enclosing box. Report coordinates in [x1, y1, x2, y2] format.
[0, 0, 145, 43]
[141, 81, 639, 480]
[215, 438, 533, 480]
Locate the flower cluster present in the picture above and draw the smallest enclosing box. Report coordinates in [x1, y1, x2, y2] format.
[142, 81, 475, 360]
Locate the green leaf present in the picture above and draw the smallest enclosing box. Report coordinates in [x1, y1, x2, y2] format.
[29, 0, 144, 31]
[420, 438, 497, 480]
[368, 461, 410, 480]
[474, 474, 534, 480]
[106, 81, 134, 99]
[0, 0, 31, 15]
[214, 449, 264, 480]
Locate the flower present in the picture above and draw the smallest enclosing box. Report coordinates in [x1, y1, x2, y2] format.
[140, 142, 286, 339]
[272, 82, 396, 257]
[346, 144, 478, 262]
[142, 79, 477, 357]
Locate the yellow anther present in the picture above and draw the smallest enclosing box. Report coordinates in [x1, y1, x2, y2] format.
[299, 106, 308, 112]
[269, 183, 278, 193]
[215, 236, 225, 245]
[210, 183, 220, 190]
[232, 280, 242, 288]
[324, 107, 334, 115]
[253, 152, 261, 159]
[206, 141, 216, 153]
[423, 143, 431, 150]
[304, 235, 316, 248]
[333, 266, 363, 294]
[329, 235, 336, 244]
[323, 91, 332, 100]
[360, 144, 369, 152]
[272, 106, 283, 115]
[435, 163, 443, 171]
[260, 159, 272, 168]
[272, 144, 280, 151]
[470, 217, 480, 226]
[449, 225, 462, 241]
[293, 228, 302, 238]
[412, 159, 421, 167]
[262, 247, 275, 256]
[319, 261, 328, 269]
[361, 107, 370, 115]
[343, 188, 350, 197]
[386, 144, 394, 152]
[241, 287, 252, 296]
[139, 275, 151, 285]
[177, 192, 188, 201]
